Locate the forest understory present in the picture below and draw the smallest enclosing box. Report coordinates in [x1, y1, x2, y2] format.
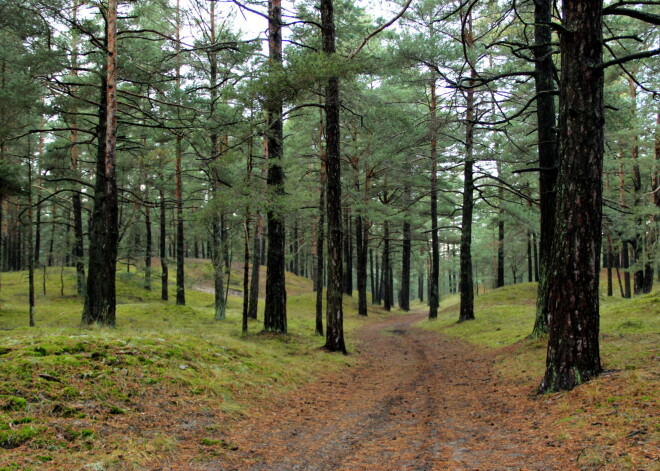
[0, 269, 658, 471]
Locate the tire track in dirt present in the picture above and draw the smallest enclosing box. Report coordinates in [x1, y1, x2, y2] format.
[180, 311, 578, 470]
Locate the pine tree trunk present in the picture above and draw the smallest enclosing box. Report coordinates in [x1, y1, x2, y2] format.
[540, 0, 603, 392]
[429, 77, 440, 319]
[144, 203, 152, 290]
[369, 248, 376, 305]
[356, 215, 368, 316]
[322, 0, 345, 353]
[459, 15, 476, 322]
[400, 220, 411, 311]
[242, 218, 250, 333]
[497, 159, 505, 288]
[315, 186, 325, 334]
[531, 0, 559, 337]
[248, 212, 262, 320]
[82, 0, 118, 327]
[159, 188, 168, 301]
[343, 211, 351, 295]
[263, 0, 287, 333]
[383, 220, 391, 312]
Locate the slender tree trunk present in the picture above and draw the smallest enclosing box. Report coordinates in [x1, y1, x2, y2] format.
[459, 13, 476, 322]
[429, 77, 440, 319]
[540, 0, 603, 392]
[159, 188, 168, 301]
[212, 218, 226, 320]
[356, 215, 368, 316]
[418, 270, 424, 302]
[82, 0, 118, 326]
[400, 220, 411, 311]
[174, 0, 185, 306]
[322, 0, 345, 352]
[343, 211, 350, 294]
[144, 202, 152, 290]
[606, 235, 614, 296]
[242, 218, 250, 333]
[28, 151, 35, 327]
[531, 0, 559, 337]
[369, 248, 376, 305]
[527, 232, 533, 282]
[532, 233, 539, 282]
[315, 186, 325, 334]
[383, 220, 391, 312]
[263, 0, 287, 333]
[497, 160, 505, 288]
[248, 212, 262, 320]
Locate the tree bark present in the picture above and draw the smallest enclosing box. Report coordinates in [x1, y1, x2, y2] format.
[263, 0, 287, 333]
[159, 188, 168, 301]
[400, 220, 411, 311]
[322, 0, 346, 353]
[82, 0, 118, 327]
[248, 212, 262, 319]
[429, 77, 440, 319]
[459, 12, 476, 323]
[174, 0, 185, 306]
[356, 214, 368, 316]
[531, 0, 559, 337]
[540, 0, 603, 392]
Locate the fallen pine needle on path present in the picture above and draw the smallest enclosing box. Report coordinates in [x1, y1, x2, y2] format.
[166, 310, 579, 471]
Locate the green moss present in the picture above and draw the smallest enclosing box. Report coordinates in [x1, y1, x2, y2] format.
[0, 425, 43, 448]
[0, 396, 27, 412]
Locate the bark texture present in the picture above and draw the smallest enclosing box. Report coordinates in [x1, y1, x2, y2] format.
[263, 0, 287, 333]
[531, 0, 559, 338]
[82, 0, 118, 327]
[540, 0, 603, 392]
[322, 0, 346, 353]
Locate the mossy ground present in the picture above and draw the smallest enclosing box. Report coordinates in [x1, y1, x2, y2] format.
[0, 263, 390, 470]
[419, 278, 659, 470]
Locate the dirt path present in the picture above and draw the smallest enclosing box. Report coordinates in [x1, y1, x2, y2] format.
[176, 311, 578, 470]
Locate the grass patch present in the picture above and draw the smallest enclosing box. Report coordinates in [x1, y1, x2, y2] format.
[0, 262, 393, 470]
[419, 279, 659, 471]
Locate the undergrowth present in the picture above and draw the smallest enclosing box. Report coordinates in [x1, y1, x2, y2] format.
[0, 264, 383, 470]
[419, 280, 659, 471]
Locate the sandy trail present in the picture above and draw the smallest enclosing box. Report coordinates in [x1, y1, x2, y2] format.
[176, 311, 577, 471]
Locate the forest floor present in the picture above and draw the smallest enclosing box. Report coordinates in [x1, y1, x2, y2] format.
[162, 310, 581, 471]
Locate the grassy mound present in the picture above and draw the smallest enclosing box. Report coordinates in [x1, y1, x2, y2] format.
[419, 281, 659, 470]
[0, 264, 380, 470]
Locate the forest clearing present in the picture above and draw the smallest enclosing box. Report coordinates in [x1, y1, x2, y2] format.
[0, 265, 658, 470]
[1, 0, 659, 469]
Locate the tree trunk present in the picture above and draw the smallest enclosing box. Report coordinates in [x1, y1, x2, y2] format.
[497, 159, 505, 288]
[429, 77, 440, 319]
[383, 220, 391, 312]
[606, 235, 614, 297]
[540, 0, 603, 392]
[459, 13, 476, 323]
[28, 152, 35, 327]
[174, 0, 185, 307]
[242, 218, 250, 333]
[355, 215, 368, 316]
[263, 0, 287, 333]
[315, 186, 325, 335]
[159, 188, 168, 301]
[531, 0, 559, 337]
[248, 212, 262, 320]
[400, 220, 411, 311]
[343, 211, 352, 295]
[212, 218, 226, 320]
[82, 0, 118, 327]
[322, 0, 345, 353]
[369, 248, 376, 305]
[144, 202, 152, 290]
